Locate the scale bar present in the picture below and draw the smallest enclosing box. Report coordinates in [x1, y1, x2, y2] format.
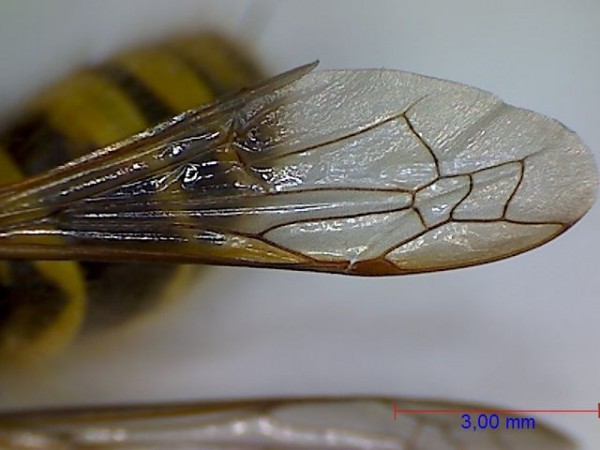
[392, 402, 600, 419]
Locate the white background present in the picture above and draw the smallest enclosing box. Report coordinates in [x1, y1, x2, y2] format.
[0, 1, 598, 448]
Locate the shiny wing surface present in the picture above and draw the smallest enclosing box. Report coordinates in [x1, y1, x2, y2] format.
[0, 63, 596, 275]
[0, 398, 576, 450]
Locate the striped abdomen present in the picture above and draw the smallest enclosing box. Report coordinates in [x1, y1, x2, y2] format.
[0, 34, 262, 364]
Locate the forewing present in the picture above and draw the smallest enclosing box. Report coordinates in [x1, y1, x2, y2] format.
[0, 398, 576, 450]
[0, 64, 596, 275]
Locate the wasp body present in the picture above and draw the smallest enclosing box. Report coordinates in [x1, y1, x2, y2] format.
[0, 34, 263, 363]
[0, 33, 595, 450]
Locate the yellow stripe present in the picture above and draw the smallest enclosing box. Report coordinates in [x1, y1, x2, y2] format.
[169, 35, 260, 91]
[0, 144, 86, 362]
[0, 145, 24, 184]
[114, 49, 216, 111]
[41, 72, 148, 151]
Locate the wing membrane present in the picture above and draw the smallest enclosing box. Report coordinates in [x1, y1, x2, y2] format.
[0, 63, 596, 275]
[0, 397, 576, 450]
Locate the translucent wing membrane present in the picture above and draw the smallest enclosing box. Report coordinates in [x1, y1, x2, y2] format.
[0, 398, 576, 450]
[0, 63, 596, 275]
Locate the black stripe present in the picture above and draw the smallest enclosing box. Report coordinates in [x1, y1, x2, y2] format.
[0, 114, 76, 176]
[0, 261, 68, 342]
[82, 262, 181, 332]
[98, 64, 174, 125]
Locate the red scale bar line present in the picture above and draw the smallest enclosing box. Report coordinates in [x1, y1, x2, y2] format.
[392, 401, 599, 420]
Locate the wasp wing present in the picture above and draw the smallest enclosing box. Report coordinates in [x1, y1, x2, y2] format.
[0, 397, 576, 450]
[0, 63, 596, 275]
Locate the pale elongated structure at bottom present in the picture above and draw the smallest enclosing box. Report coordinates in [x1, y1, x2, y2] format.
[0, 398, 576, 449]
[0, 63, 596, 275]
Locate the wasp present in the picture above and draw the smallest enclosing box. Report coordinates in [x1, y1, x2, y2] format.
[0, 34, 265, 364]
[0, 33, 595, 449]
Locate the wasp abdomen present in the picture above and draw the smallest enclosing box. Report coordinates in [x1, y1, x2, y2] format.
[0, 34, 263, 363]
